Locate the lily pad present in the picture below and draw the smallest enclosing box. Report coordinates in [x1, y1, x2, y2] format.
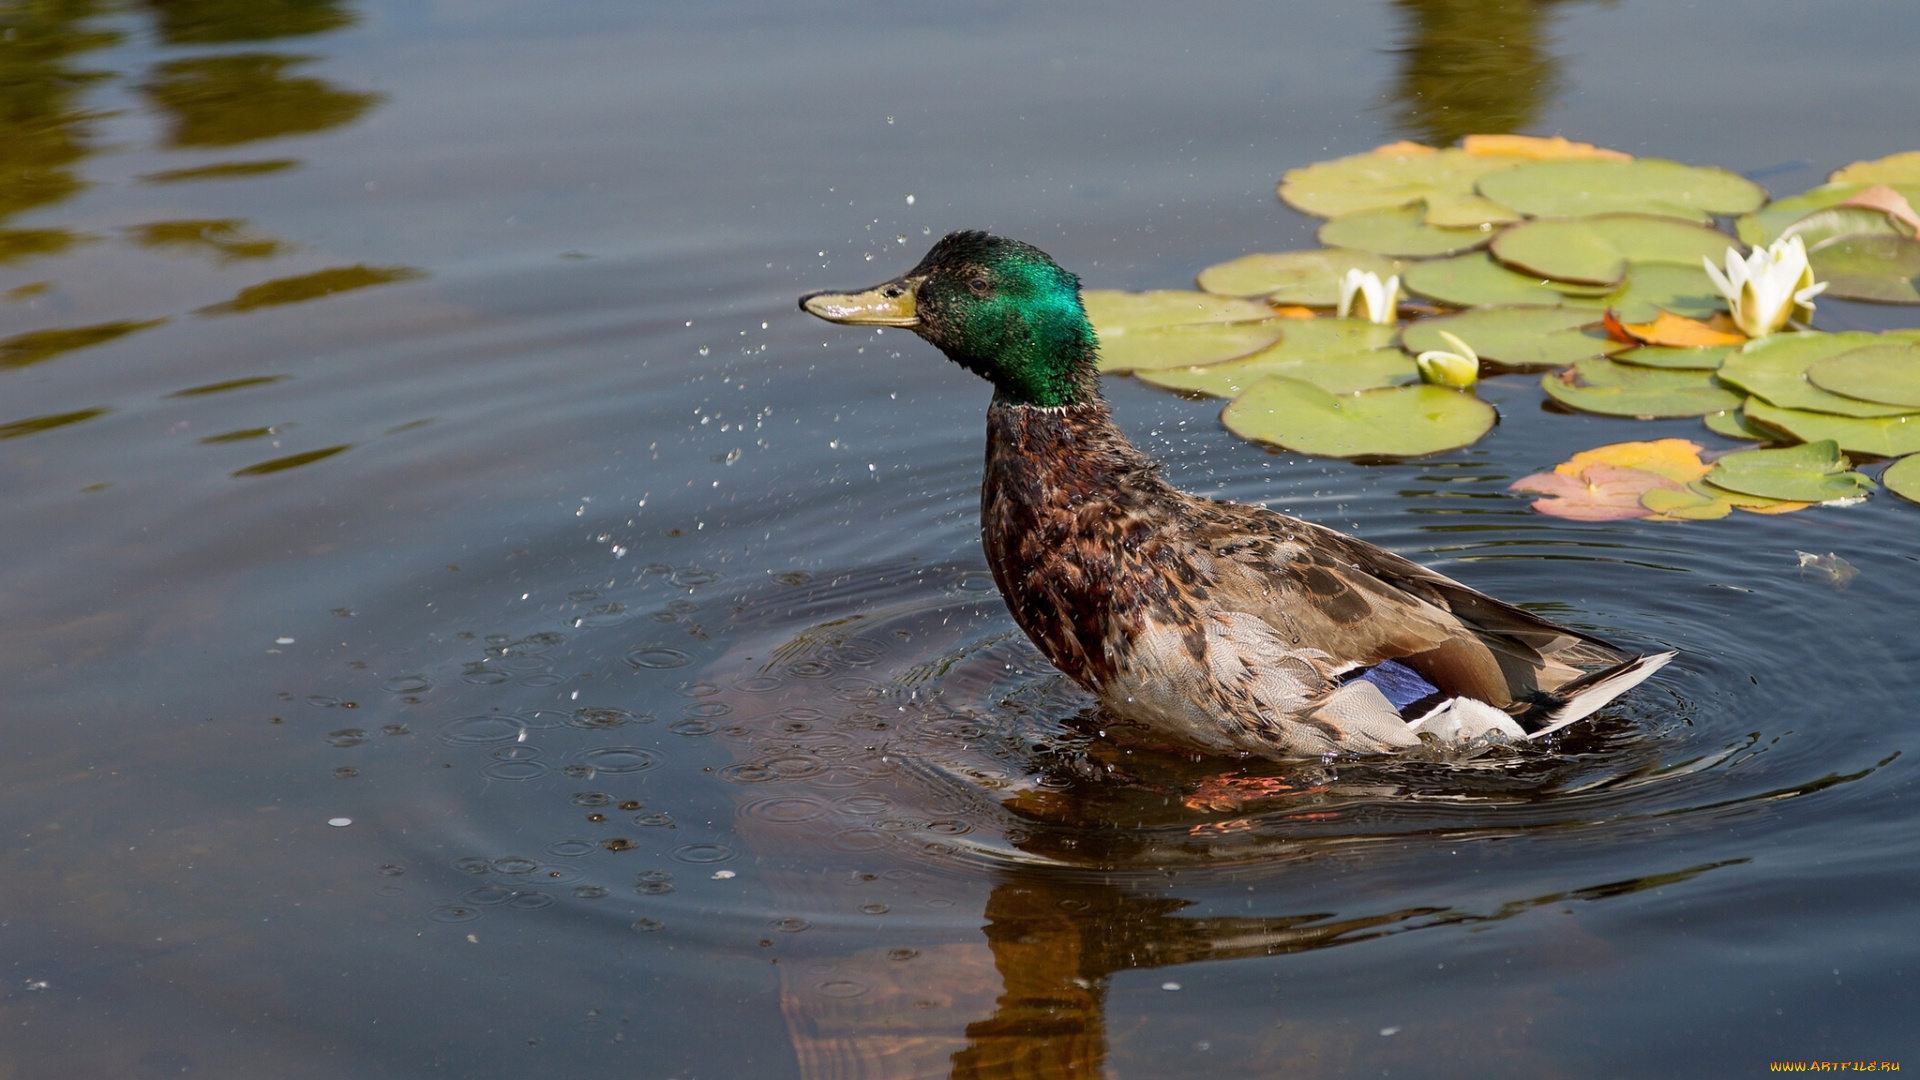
[1717, 332, 1920, 418]
[1614, 345, 1735, 371]
[1743, 398, 1920, 458]
[1490, 214, 1736, 286]
[1804, 344, 1920, 407]
[1880, 453, 1920, 505]
[1401, 306, 1622, 370]
[1702, 440, 1873, 503]
[1195, 251, 1406, 306]
[1638, 485, 1734, 520]
[1316, 205, 1492, 258]
[1477, 159, 1766, 223]
[1780, 206, 1911, 248]
[1703, 407, 1776, 441]
[1735, 183, 1920, 247]
[1137, 319, 1406, 396]
[1221, 378, 1495, 459]
[1542, 358, 1740, 418]
[1830, 151, 1920, 187]
[1602, 263, 1725, 324]
[1084, 290, 1287, 373]
[1279, 147, 1523, 227]
[1806, 234, 1920, 304]
[1402, 252, 1570, 307]
[1141, 348, 1414, 398]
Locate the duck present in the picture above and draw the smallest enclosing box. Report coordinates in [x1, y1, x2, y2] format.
[800, 231, 1674, 757]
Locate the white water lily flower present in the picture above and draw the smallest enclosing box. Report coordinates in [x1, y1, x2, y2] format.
[1414, 330, 1479, 388]
[1337, 269, 1401, 325]
[1703, 236, 1829, 339]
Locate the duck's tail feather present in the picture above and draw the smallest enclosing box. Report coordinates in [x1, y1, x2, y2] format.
[1517, 650, 1676, 739]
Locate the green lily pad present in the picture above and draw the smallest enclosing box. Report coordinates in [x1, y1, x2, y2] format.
[1477, 159, 1766, 223]
[1278, 148, 1524, 227]
[1780, 206, 1911, 248]
[1602, 263, 1725, 324]
[1879, 453, 1920, 505]
[1702, 440, 1873, 503]
[1138, 318, 1406, 396]
[1542, 358, 1740, 418]
[1083, 289, 1277, 329]
[1703, 406, 1776, 441]
[1640, 484, 1735, 520]
[1732, 184, 1920, 248]
[1743, 398, 1920, 458]
[1804, 344, 1920, 407]
[1084, 290, 1287, 373]
[1316, 205, 1492, 258]
[1806, 234, 1920, 304]
[1402, 252, 1569, 307]
[1830, 151, 1920, 186]
[1194, 251, 1406, 305]
[1615, 345, 1735, 371]
[1401, 305, 1622, 370]
[1141, 348, 1414, 398]
[1221, 377, 1495, 460]
[1717, 332, 1920, 417]
[1489, 213, 1737, 286]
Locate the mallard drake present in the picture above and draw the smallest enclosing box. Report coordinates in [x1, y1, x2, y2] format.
[801, 232, 1674, 756]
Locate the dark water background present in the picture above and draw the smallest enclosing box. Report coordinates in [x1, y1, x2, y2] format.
[2, 1, 1917, 1076]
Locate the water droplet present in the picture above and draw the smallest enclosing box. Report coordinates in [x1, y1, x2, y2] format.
[327, 817, 352, 827]
[671, 844, 734, 864]
[1161, 982, 1181, 992]
[626, 647, 692, 669]
[573, 747, 657, 773]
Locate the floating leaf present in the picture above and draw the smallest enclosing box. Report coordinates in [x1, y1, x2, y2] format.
[1510, 464, 1677, 521]
[1829, 151, 1920, 187]
[1781, 205, 1911, 248]
[1278, 146, 1522, 227]
[1603, 264, 1726, 324]
[1839, 185, 1920, 239]
[1194, 252, 1406, 306]
[1702, 439, 1873, 503]
[1402, 252, 1570, 307]
[1556, 438, 1711, 483]
[1084, 290, 1287, 373]
[1743, 398, 1920, 457]
[1806, 234, 1920, 304]
[1717, 332, 1919, 418]
[1618, 311, 1744, 349]
[1477, 159, 1766, 223]
[1735, 183, 1920, 247]
[1638, 485, 1733, 520]
[1459, 135, 1630, 162]
[1401, 305, 1622, 370]
[1542, 359, 1740, 418]
[1136, 319, 1405, 396]
[1880, 453, 1920, 504]
[1703, 406, 1776, 442]
[1804, 343, 1920, 407]
[1316, 205, 1491, 258]
[1142, 348, 1413, 398]
[1221, 378, 1495, 459]
[1490, 213, 1736, 286]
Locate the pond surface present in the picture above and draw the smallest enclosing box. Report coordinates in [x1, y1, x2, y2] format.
[3, 1, 1917, 1076]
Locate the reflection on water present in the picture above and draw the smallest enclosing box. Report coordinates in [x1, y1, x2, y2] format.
[140, 52, 380, 148]
[1387, 0, 1583, 146]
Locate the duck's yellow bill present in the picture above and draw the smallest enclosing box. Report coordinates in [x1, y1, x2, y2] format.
[799, 283, 919, 328]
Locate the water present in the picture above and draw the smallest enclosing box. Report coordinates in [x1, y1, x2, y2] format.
[3, 1, 1917, 1076]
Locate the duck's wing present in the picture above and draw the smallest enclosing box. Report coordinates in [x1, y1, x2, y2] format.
[1191, 503, 1623, 707]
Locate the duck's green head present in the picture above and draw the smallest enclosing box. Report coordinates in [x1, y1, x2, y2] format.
[800, 231, 1098, 408]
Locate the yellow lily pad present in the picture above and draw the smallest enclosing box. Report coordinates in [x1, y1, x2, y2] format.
[1194, 251, 1406, 306]
[1278, 146, 1524, 227]
[1477, 159, 1766, 224]
[1222, 378, 1495, 460]
[1316, 205, 1492, 258]
[1829, 151, 1920, 187]
[1542, 358, 1740, 418]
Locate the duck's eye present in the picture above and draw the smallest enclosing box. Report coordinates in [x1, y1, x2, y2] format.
[968, 278, 990, 296]
[882, 285, 903, 298]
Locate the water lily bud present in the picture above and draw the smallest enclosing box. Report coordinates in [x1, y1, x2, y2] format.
[1415, 330, 1479, 388]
